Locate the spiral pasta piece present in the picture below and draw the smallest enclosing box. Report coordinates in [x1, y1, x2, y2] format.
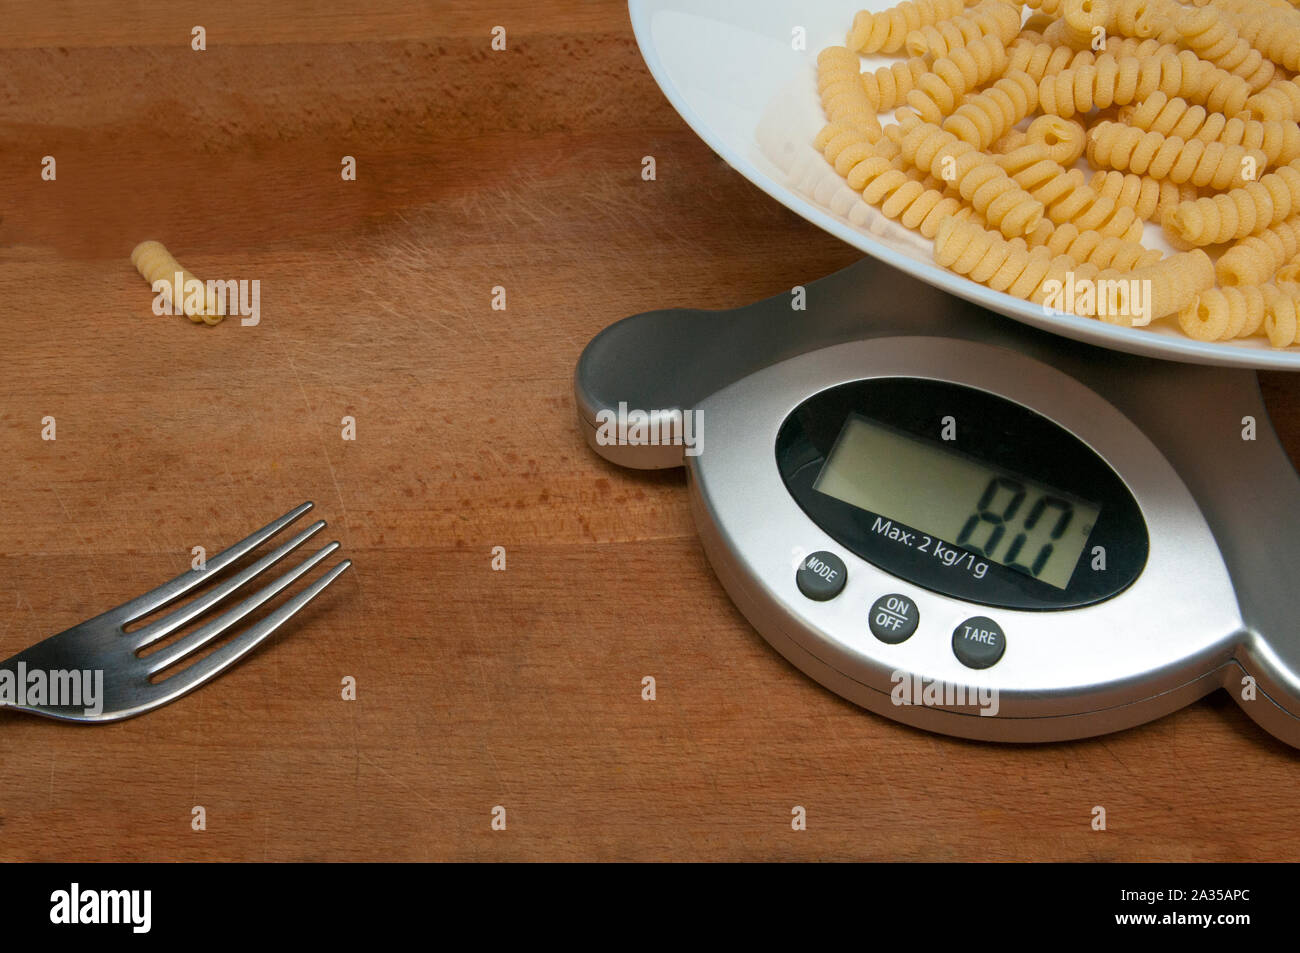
[1275, 255, 1300, 289]
[819, 123, 981, 238]
[1121, 93, 1300, 165]
[1086, 121, 1267, 190]
[1035, 221, 1163, 269]
[1088, 170, 1194, 221]
[1162, 159, 1300, 245]
[817, 47, 882, 138]
[1215, 215, 1300, 285]
[860, 57, 931, 112]
[848, 0, 968, 54]
[1180, 284, 1268, 340]
[1005, 37, 1172, 85]
[1179, 286, 1274, 341]
[857, 154, 985, 238]
[1038, 52, 1251, 119]
[903, 34, 1008, 123]
[997, 144, 1141, 239]
[1006, 40, 1078, 83]
[131, 240, 223, 324]
[1246, 79, 1300, 122]
[1265, 294, 1300, 347]
[1226, 8, 1300, 72]
[817, 124, 916, 193]
[1026, 114, 1087, 165]
[1097, 249, 1214, 321]
[1105, 0, 1166, 39]
[905, 0, 1022, 57]
[1177, 6, 1274, 93]
[941, 71, 1039, 149]
[898, 117, 1045, 237]
[935, 218, 1101, 311]
[1059, 0, 1112, 51]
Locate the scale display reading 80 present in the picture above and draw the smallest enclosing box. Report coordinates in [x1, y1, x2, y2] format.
[813, 415, 1099, 589]
[774, 377, 1148, 611]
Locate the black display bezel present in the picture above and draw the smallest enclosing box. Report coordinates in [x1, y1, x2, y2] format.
[775, 378, 1149, 610]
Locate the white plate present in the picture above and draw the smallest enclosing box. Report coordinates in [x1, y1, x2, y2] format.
[628, 0, 1300, 369]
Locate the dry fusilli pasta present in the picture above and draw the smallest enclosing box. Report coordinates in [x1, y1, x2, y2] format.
[942, 71, 1039, 149]
[1216, 216, 1300, 286]
[1162, 159, 1300, 245]
[1177, 6, 1274, 92]
[1086, 121, 1267, 190]
[1087, 170, 1194, 221]
[898, 116, 1046, 237]
[848, 0, 969, 54]
[1121, 93, 1300, 165]
[131, 240, 224, 325]
[905, 0, 1021, 57]
[904, 34, 1009, 124]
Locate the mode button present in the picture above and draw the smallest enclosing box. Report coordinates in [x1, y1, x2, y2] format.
[796, 551, 847, 601]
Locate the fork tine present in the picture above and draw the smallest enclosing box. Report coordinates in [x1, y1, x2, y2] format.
[116, 502, 315, 623]
[131, 519, 326, 650]
[150, 559, 351, 700]
[144, 541, 341, 675]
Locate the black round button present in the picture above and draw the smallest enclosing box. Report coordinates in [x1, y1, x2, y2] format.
[952, 616, 1006, 669]
[869, 593, 919, 644]
[796, 551, 847, 601]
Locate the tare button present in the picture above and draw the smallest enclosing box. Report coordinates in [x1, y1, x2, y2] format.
[796, 551, 847, 601]
[869, 593, 919, 644]
[952, 616, 1006, 669]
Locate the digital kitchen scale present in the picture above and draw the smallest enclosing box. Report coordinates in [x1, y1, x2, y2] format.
[574, 258, 1300, 747]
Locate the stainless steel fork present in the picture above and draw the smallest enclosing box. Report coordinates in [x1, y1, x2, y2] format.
[0, 502, 350, 723]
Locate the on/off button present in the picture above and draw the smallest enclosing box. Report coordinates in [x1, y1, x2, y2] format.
[869, 593, 919, 644]
[796, 551, 847, 601]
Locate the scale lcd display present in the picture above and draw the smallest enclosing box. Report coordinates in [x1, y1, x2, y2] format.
[813, 414, 1100, 589]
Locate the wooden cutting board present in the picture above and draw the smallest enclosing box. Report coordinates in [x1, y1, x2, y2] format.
[0, 1, 1296, 861]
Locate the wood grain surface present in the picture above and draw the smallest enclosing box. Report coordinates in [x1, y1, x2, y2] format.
[0, 1, 1297, 862]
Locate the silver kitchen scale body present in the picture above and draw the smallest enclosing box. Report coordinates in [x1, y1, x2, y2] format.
[574, 258, 1300, 747]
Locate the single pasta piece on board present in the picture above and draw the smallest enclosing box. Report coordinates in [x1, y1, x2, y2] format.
[130, 240, 224, 325]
